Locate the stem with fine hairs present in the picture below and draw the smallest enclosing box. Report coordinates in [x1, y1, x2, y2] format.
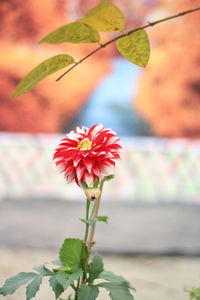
[87, 179, 104, 251]
[81, 179, 104, 285]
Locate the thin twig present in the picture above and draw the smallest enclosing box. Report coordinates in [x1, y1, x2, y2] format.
[56, 6, 200, 81]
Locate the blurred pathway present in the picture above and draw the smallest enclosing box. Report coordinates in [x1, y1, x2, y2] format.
[0, 199, 200, 255]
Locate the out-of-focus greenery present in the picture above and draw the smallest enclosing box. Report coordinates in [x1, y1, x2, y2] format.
[186, 287, 200, 300]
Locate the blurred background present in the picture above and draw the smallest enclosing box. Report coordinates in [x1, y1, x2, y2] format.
[0, 0, 200, 299]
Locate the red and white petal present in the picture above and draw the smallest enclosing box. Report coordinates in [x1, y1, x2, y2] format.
[100, 163, 115, 176]
[105, 136, 120, 146]
[66, 171, 75, 183]
[56, 163, 66, 173]
[54, 123, 122, 187]
[83, 172, 96, 187]
[59, 139, 77, 147]
[88, 124, 103, 140]
[76, 163, 86, 181]
[93, 163, 102, 178]
[83, 158, 95, 174]
[73, 154, 82, 167]
[64, 164, 74, 176]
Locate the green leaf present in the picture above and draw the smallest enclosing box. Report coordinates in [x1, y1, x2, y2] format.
[26, 276, 42, 300]
[52, 259, 63, 267]
[64, 269, 83, 289]
[56, 269, 83, 290]
[49, 276, 64, 299]
[0, 272, 38, 295]
[96, 216, 108, 224]
[186, 287, 200, 300]
[97, 270, 135, 299]
[80, 0, 125, 32]
[89, 216, 108, 228]
[103, 175, 114, 182]
[99, 270, 130, 285]
[59, 238, 88, 272]
[12, 54, 75, 98]
[33, 264, 54, 276]
[55, 272, 69, 289]
[81, 182, 89, 189]
[88, 253, 104, 283]
[93, 178, 100, 188]
[80, 216, 108, 229]
[116, 30, 150, 67]
[80, 218, 88, 225]
[77, 284, 99, 300]
[39, 21, 100, 44]
[97, 282, 134, 300]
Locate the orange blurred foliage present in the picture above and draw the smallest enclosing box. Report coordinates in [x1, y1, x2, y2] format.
[1, 0, 199, 135]
[135, 0, 200, 137]
[0, 0, 112, 132]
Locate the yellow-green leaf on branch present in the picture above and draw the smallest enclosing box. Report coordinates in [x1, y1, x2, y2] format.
[39, 21, 100, 44]
[12, 54, 75, 98]
[116, 30, 150, 67]
[80, 0, 125, 32]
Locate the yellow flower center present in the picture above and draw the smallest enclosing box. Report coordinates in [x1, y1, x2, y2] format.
[77, 139, 92, 151]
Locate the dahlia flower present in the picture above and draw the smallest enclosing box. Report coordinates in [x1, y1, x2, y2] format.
[53, 124, 122, 186]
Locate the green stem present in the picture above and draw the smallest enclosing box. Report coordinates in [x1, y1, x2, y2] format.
[74, 278, 80, 300]
[75, 181, 104, 296]
[74, 199, 91, 299]
[89, 200, 96, 220]
[87, 180, 104, 252]
[84, 199, 91, 242]
[70, 283, 76, 292]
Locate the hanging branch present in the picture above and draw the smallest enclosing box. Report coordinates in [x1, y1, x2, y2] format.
[12, 4, 200, 98]
[56, 6, 200, 81]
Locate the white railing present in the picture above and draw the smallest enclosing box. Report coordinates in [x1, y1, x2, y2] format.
[0, 133, 200, 203]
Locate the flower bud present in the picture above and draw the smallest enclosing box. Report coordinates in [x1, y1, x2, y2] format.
[84, 188, 101, 201]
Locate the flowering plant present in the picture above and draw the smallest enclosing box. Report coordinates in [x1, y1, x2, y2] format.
[1, 1, 199, 298]
[0, 124, 135, 300]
